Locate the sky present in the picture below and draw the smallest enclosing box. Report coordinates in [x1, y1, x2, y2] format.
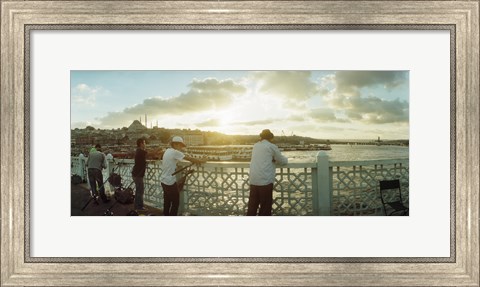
[71, 70, 409, 140]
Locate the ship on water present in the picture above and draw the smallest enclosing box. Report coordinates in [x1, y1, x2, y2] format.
[72, 143, 333, 162]
[185, 144, 332, 161]
[282, 144, 332, 151]
[186, 145, 252, 161]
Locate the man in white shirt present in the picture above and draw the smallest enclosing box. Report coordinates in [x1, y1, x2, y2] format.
[247, 129, 288, 216]
[160, 136, 205, 216]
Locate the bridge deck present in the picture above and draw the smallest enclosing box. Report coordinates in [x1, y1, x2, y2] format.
[71, 183, 163, 216]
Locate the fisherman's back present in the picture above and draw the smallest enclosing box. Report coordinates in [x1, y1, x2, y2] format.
[249, 140, 287, 185]
[87, 151, 106, 170]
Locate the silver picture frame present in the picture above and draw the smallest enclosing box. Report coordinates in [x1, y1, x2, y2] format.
[1, 1, 478, 286]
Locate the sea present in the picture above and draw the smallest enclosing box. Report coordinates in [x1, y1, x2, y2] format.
[283, 144, 409, 163]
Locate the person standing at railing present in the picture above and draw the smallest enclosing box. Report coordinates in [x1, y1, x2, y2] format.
[160, 136, 205, 216]
[104, 151, 114, 196]
[78, 151, 86, 182]
[132, 138, 148, 211]
[86, 144, 109, 203]
[247, 129, 288, 216]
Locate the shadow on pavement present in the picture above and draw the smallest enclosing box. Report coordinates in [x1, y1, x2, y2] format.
[71, 183, 164, 216]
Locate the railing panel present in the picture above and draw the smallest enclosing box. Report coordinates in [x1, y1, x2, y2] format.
[330, 162, 409, 216]
[276, 167, 314, 215]
[182, 166, 249, 215]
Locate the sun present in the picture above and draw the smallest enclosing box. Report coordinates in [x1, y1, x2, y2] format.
[215, 111, 235, 134]
[218, 117, 231, 128]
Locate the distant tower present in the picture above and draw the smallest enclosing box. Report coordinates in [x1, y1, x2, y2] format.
[145, 114, 147, 127]
[378, 136, 380, 142]
[139, 116, 142, 124]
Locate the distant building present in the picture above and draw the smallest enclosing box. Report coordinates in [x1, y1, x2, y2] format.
[183, 133, 204, 146]
[128, 120, 147, 132]
[75, 136, 96, 145]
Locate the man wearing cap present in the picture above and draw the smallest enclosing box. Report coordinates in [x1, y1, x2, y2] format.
[247, 129, 288, 216]
[160, 136, 205, 216]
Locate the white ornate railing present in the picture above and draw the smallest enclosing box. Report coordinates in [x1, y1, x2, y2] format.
[329, 159, 409, 216]
[71, 156, 86, 180]
[71, 152, 409, 216]
[181, 163, 316, 216]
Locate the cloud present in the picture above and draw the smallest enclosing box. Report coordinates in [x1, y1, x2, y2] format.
[330, 95, 409, 124]
[232, 118, 276, 126]
[317, 71, 409, 124]
[308, 108, 350, 123]
[71, 84, 100, 106]
[195, 119, 221, 127]
[287, 115, 306, 122]
[97, 78, 246, 127]
[232, 115, 306, 126]
[309, 108, 337, 122]
[71, 121, 94, 129]
[252, 71, 318, 102]
[335, 71, 407, 96]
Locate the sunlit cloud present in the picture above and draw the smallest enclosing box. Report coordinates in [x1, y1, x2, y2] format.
[288, 115, 306, 122]
[196, 118, 221, 127]
[97, 78, 247, 127]
[309, 108, 338, 122]
[232, 118, 277, 126]
[252, 71, 319, 108]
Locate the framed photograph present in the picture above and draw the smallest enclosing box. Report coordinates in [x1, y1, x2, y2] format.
[70, 69, 410, 218]
[1, 1, 478, 286]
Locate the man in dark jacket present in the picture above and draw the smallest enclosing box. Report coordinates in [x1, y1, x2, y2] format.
[132, 138, 147, 210]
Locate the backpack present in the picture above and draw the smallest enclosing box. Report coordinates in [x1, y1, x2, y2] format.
[114, 187, 134, 204]
[71, 174, 82, 185]
[108, 173, 122, 187]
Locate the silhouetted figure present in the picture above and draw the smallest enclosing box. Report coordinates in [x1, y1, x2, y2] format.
[132, 138, 147, 210]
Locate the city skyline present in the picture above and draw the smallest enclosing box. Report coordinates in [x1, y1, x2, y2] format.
[71, 70, 409, 140]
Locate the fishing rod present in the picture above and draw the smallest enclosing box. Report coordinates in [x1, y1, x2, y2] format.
[80, 169, 115, 211]
[103, 180, 135, 216]
[171, 162, 195, 176]
[80, 156, 129, 211]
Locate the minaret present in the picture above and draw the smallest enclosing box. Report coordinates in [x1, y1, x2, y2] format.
[145, 114, 147, 127]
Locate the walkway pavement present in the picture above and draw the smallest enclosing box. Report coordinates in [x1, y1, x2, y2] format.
[71, 183, 163, 216]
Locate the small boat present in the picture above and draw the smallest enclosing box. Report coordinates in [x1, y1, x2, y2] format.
[283, 144, 332, 151]
[318, 144, 332, 151]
